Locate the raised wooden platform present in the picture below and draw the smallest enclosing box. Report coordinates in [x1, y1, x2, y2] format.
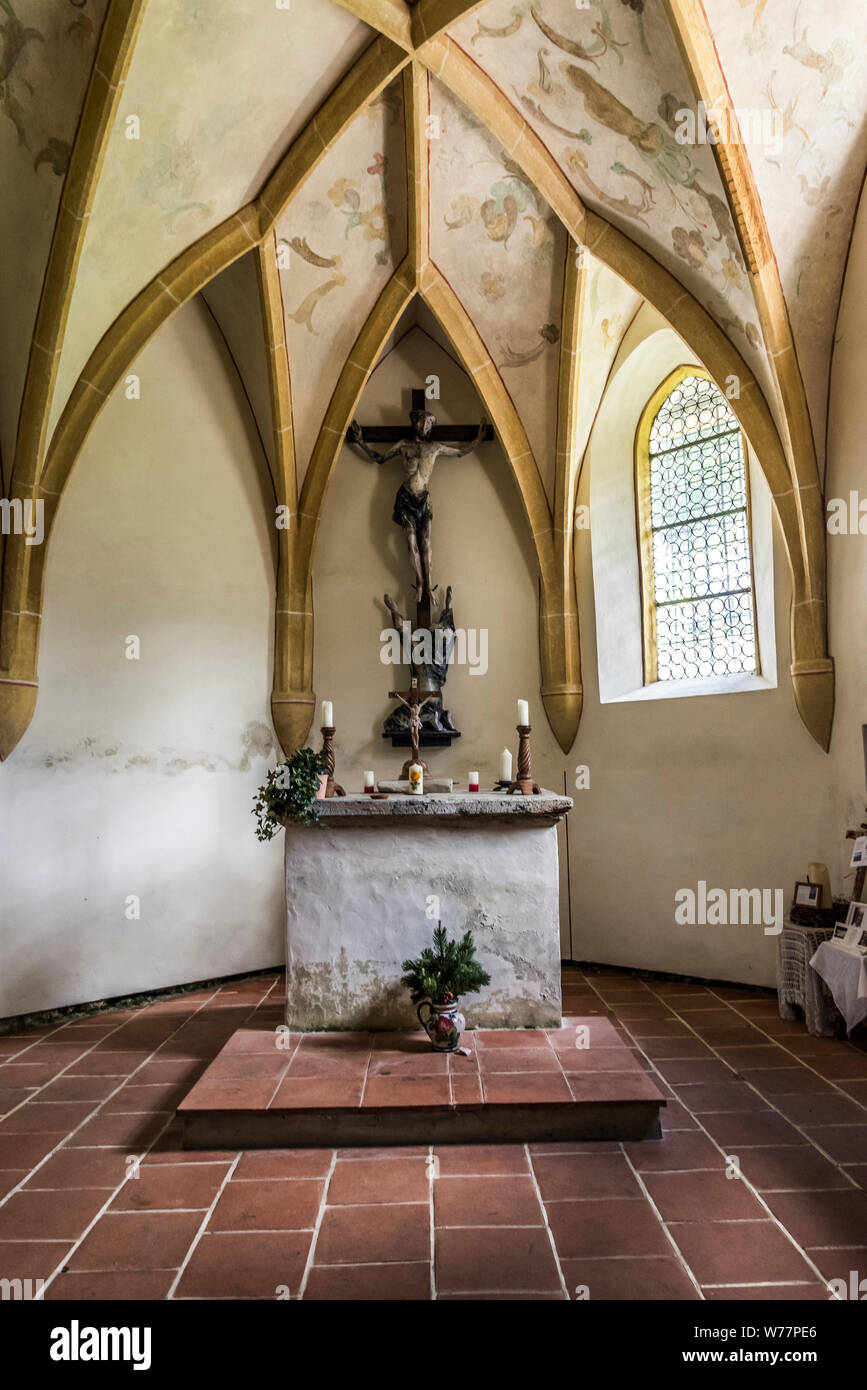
[177, 1017, 665, 1148]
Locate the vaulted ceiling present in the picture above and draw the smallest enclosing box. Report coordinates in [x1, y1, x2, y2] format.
[1, 0, 863, 761]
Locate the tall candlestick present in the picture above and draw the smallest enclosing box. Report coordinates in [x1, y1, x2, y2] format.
[507, 721, 541, 796]
[499, 748, 513, 783]
[319, 723, 345, 797]
[321, 700, 333, 727]
[517, 699, 529, 725]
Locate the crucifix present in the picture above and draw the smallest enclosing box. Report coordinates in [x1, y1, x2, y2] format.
[348, 387, 492, 630]
[388, 678, 437, 777]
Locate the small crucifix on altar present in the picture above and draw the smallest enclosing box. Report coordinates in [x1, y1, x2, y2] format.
[388, 677, 436, 777]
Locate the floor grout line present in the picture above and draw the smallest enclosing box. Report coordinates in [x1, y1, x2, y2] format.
[428, 1142, 437, 1300]
[165, 1153, 243, 1300]
[525, 1141, 571, 1300]
[296, 1150, 338, 1300]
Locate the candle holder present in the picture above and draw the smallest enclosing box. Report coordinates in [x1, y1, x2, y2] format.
[319, 726, 346, 798]
[507, 724, 541, 796]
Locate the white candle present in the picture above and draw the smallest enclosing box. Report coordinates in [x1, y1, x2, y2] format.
[321, 701, 333, 726]
[469, 770, 479, 792]
[499, 748, 512, 782]
[363, 770, 375, 792]
[517, 700, 529, 725]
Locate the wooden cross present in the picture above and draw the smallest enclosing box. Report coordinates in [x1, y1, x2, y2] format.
[388, 677, 436, 777]
[348, 387, 495, 445]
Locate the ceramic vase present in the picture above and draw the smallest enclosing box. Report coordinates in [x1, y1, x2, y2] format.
[417, 999, 466, 1052]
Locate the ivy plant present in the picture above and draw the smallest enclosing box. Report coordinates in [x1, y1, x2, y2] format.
[253, 747, 329, 840]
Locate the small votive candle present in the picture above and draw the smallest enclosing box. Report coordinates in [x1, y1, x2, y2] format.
[469, 770, 480, 792]
[363, 770, 375, 794]
[321, 700, 333, 726]
[517, 699, 529, 725]
[499, 747, 512, 783]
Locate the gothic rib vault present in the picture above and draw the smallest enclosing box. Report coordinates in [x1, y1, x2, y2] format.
[2, 0, 862, 761]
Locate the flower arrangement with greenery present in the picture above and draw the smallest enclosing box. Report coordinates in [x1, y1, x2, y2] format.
[252, 747, 329, 840]
[401, 923, 491, 1006]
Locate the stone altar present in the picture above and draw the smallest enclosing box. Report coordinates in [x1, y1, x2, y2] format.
[283, 791, 572, 1031]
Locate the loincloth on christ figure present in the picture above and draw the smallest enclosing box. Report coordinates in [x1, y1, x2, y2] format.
[392, 482, 433, 532]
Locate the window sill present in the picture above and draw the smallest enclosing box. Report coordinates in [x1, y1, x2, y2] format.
[603, 672, 776, 704]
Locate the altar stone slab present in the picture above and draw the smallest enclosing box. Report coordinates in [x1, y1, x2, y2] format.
[283, 791, 571, 1030]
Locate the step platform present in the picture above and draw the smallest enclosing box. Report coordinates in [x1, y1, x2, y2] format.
[177, 1017, 665, 1148]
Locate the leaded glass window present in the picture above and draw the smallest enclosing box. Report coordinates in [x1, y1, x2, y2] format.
[638, 372, 758, 683]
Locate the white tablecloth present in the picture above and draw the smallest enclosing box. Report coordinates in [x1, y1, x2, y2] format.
[809, 942, 867, 1034]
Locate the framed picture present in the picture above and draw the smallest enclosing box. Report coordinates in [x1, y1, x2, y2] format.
[845, 901, 867, 930]
[850, 835, 867, 868]
[793, 881, 821, 910]
[832, 923, 850, 943]
[856, 927, 867, 952]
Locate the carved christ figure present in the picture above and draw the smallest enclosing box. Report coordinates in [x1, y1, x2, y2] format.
[388, 683, 437, 770]
[349, 409, 488, 606]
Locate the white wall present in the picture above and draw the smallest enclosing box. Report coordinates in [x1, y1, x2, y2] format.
[571, 309, 840, 985]
[0, 299, 284, 1017]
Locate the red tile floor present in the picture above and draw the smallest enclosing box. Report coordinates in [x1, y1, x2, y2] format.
[0, 966, 865, 1300]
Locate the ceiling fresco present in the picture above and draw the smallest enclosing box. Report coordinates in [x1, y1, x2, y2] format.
[275, 78, 408, 486]
[446, 0, 773, 401]
[429, 77, 568, 501]
[4, 0, 863, 484]
[45, 0, 375, 443]
[702, 0, 867, 472]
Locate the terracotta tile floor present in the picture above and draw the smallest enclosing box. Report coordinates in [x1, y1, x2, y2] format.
[0, 967, 865, 1300]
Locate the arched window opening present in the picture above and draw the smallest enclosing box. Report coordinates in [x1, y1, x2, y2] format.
[636, 369, 759, 684]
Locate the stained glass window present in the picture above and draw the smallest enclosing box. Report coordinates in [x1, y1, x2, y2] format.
[640, 373, 758, 683]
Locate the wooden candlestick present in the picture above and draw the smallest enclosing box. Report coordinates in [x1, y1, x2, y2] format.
[507, 724, 541, 795]
[320, 726, 345, 798]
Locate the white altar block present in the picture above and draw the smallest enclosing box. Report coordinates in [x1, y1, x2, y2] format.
[283, 792, 572, 1030]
